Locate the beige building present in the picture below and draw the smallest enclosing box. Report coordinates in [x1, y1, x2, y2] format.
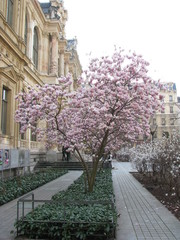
[0, 0, 82, 153]
[150, 82, 180, 140]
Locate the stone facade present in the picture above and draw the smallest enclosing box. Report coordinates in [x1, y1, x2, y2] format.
[150, 82, 180, 139]
[0, 0, 82, 152]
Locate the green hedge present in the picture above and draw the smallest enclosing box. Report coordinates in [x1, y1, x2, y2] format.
[0, 169, 67, 205]
[16, 170, 117, 240]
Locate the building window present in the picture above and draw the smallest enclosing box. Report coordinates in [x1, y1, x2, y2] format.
[161, 118, 166, 125]
[7, 0, 13, 27]
[30, 124, 37, 142]
[169, 95, 173, 102]
[19, 123, 25, 140]
[31, 132, 36, 141]
[33, 27, 38, 69]
[1, 88, 8, 134]
[161, 107, 165, 113]
[170, 106, 173, 113]
[162, 131, 169, 138]
[48, 34, 52, 74]
[153, 118, 156, 125]
[152, 132, 157, 140]
[170, 118, 174, 125]
[24, 14, 28, 52]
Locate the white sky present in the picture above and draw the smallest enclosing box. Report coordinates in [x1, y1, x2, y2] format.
[39, 0, 180, 96]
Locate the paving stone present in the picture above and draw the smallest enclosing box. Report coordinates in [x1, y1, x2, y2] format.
[112, 161, 180, 240]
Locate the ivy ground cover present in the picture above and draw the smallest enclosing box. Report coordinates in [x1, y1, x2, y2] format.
[0, 169, 67, 205]
[16, 169, 117, 240]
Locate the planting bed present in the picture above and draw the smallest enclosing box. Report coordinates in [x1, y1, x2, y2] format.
[132, 172, 180, 221]
[16, 169, 117, 240]
[0, 169, 67, 205]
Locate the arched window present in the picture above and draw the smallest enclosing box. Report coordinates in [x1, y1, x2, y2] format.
[24, 14, 28, 51]
[33, 27, 38, 69]
[7, 0, 14, 27]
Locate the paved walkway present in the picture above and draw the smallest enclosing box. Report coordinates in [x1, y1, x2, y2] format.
[0, 163, 180, 240]
[0, 171, 82, 240]
[112, 161, 180, 240]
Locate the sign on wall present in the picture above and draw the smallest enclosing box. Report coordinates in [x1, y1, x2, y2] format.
[0, 149, 30, 170]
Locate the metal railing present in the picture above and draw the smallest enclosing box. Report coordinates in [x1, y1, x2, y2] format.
[17, 193, 116, 239]
[17, 192, 35, 235]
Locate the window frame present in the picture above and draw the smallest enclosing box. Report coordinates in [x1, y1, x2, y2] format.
[31, 131, 36, 142]
[170, 106, 174, 113]
[7, 0, 14, 27]
[30, 123, 37, 142]
[33, 27, 38, 69]
[162, 131, 169, 138]
[169, 95, 173, 102]
[161, 118, 166, 126]
[170, 118, 174, 125]
[1, 87, 8, 135]
[153, 118, 156, 125]
[24, 14, 28, 52]
[19, 123, 26, 140]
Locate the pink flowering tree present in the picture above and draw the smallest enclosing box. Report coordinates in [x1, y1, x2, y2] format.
[15, 50, 163, 192]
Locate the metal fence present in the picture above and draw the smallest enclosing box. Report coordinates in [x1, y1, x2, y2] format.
[17, 193, 116, 239]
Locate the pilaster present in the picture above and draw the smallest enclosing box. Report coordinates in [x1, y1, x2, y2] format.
[50, 32, 58, 75]
[13, 0, 21, 35]
[59, 51, 64, 76]
[65, 62, 69, 76]
[28, 20, 34, 60]
[42, 32, 49, 74]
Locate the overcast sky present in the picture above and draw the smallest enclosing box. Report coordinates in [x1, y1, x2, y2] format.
[39, 0, 180, 96]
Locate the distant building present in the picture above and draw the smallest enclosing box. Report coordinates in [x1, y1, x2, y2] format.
[150, 82, 180, 140]
[0, 0, 82, 174]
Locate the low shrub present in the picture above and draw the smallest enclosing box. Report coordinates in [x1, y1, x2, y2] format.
[129, 132, 180, 197]
[15, 169, 117, 240]
[0, 169, 67, 205]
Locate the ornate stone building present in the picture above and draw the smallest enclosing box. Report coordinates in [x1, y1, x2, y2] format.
[150, 82, 180, 140]
[0, 0, 82, 153]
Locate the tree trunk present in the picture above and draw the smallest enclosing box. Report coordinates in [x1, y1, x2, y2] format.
[88, 159, 99, 192]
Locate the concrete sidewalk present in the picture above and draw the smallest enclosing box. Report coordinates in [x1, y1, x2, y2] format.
[112, 161, 180, 240]
[0, 171, 82, 240]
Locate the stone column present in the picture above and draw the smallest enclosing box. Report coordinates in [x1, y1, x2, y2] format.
[69, 64, 75, 91]
[28, 20, 34, 60]
[59, 51, 64, 76]
[65, 62, 69, 76]
[50, 33, 58, 75]
[42, 33, 49, 74]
